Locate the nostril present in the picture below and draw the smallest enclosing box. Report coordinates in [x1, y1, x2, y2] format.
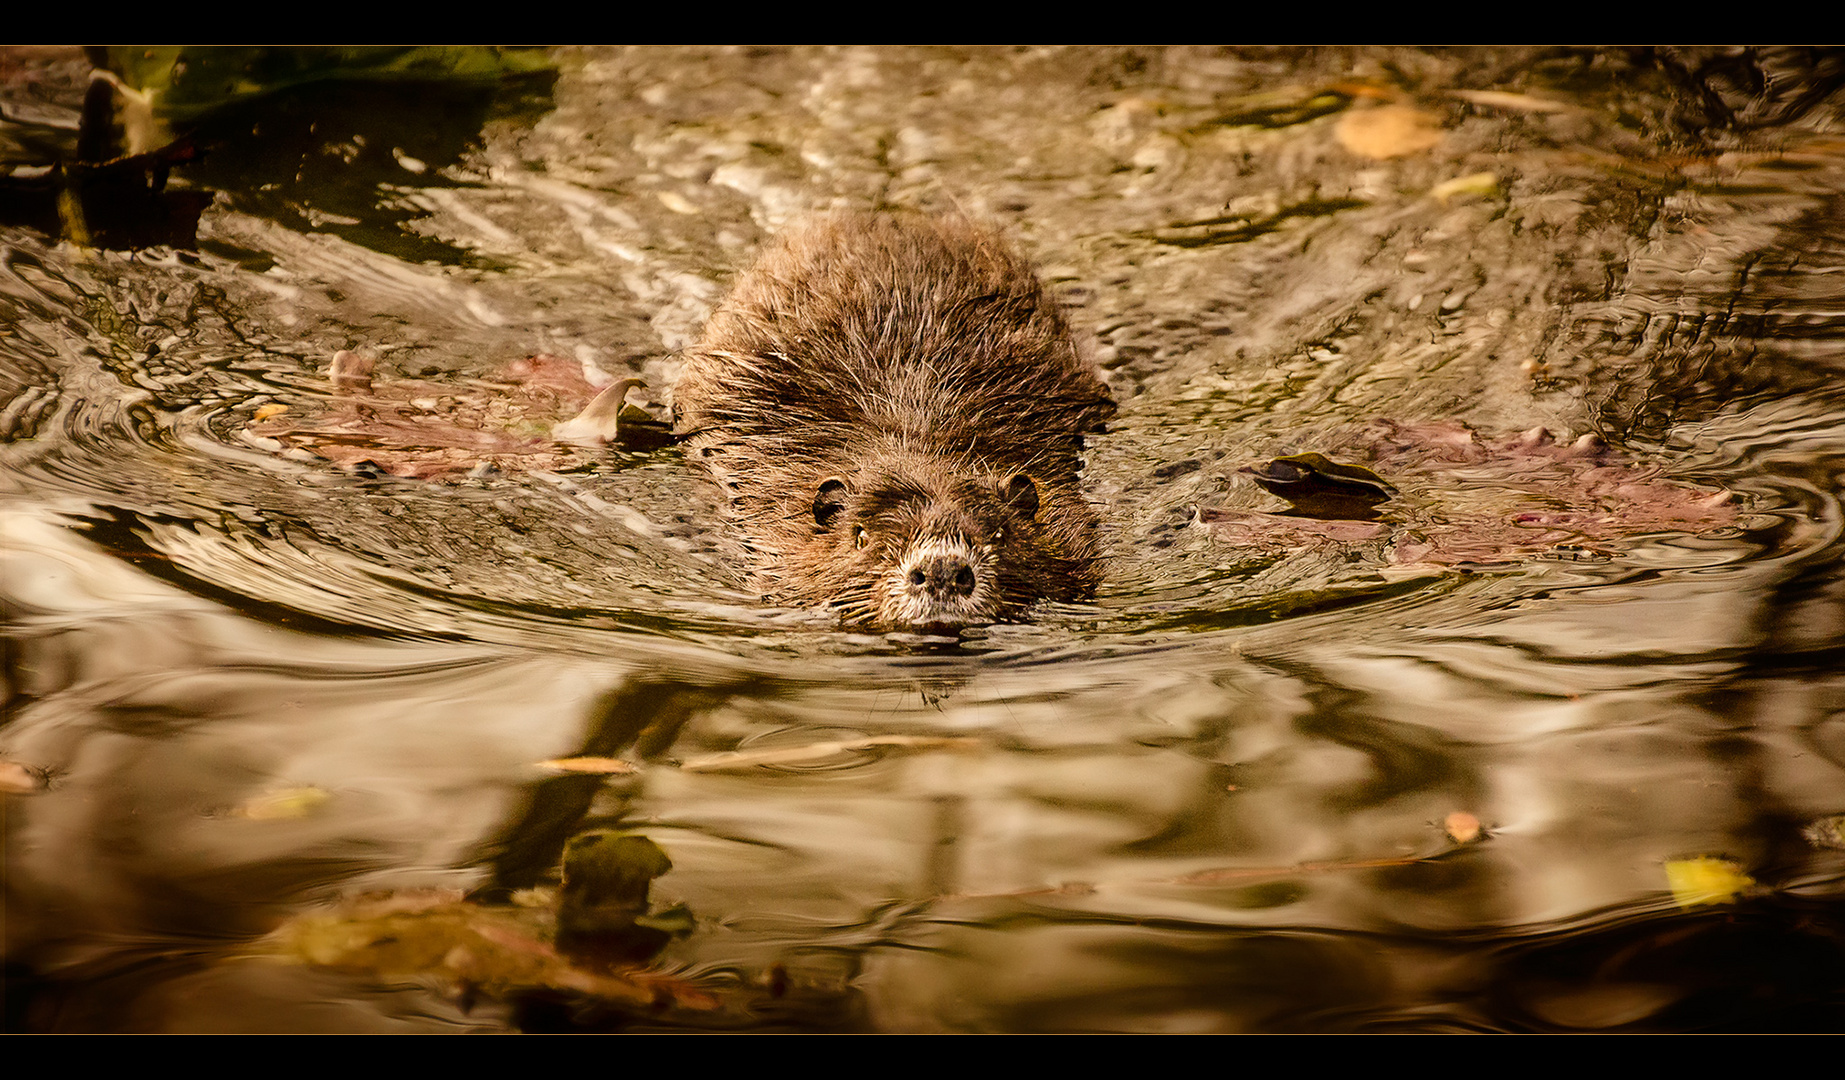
[902, 546, 981, 601]
[922, 556, 976, 597]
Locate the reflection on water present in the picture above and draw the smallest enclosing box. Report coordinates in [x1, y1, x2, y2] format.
[4, 47, 1845, 1031]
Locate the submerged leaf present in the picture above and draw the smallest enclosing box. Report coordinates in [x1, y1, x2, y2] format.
[264, 888, 714, 1011]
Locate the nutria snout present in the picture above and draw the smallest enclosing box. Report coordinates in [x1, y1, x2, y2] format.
[674, 213, 1114, 630]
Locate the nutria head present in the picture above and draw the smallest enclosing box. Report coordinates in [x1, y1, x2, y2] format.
[772, 456, 1078, 631]
[676, 213, 1114, 630]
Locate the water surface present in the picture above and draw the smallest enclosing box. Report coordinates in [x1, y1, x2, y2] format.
[4, 46, 1844, 1031]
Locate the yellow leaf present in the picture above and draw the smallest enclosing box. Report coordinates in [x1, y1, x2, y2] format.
[537, 756, 638, 775]
[1430, 172, 1500, 204]
[236, 785, 330, 820]
[1664, 856, 1753, 909]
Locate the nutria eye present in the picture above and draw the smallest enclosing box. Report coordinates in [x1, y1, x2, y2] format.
[853, 526, 869, 550]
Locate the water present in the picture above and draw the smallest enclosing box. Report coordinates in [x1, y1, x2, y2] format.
[4, 46, 1844, 1031]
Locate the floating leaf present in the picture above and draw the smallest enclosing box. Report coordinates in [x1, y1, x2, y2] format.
[1444, 811, 1483, 844]
[1801, 815, 1845, 851]
[550, 378, 672, 449]
[235, 785, 330, 820]
[1241, 452, 1397, 520]
[537, 756, 638, 775]
[1430, 171, 1501, 204]
[680, 734, 981, 773]
[1448, 89, 1570, 113]
[246, 353, 615, 480]
[327, 349, 375, 392]
[1664, 856, 1753, 909]
[1336, 104, 1444, 159]
[1212, 420, 1740, 568]
[0, 759, 45, 795]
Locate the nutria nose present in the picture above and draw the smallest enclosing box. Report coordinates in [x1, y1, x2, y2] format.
[909, 554, 978, 598]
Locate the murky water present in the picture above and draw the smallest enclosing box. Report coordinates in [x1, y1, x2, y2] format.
[5, 47, 1845, 1031]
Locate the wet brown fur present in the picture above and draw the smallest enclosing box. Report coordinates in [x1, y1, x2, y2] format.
[675, 213, 1114, 628]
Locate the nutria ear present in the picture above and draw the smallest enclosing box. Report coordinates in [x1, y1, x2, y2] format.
[1000, 473, 1039, 517]
[813, 477, 850, 528]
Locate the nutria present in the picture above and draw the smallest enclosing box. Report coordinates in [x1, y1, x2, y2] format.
[674, 213, 1114, 630]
